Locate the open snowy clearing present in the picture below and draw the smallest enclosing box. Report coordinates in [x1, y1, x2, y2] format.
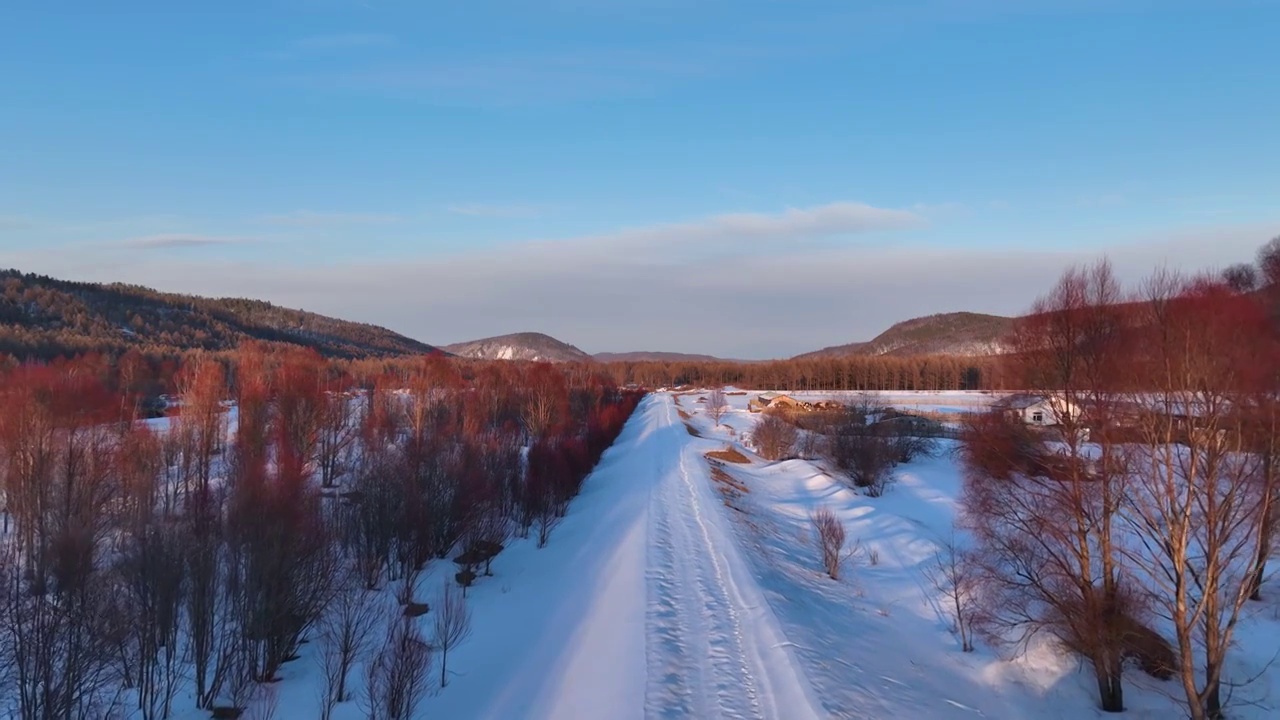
[165, 391, 1280, 719]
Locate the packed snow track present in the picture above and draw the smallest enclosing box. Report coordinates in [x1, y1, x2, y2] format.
[645, 398, 821, 719]
[462, 393, 822, 720]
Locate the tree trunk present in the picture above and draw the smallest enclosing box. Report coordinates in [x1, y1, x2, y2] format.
[1096, 667, 1124, 713]
[1249, 450, 1274, 601]
[1249, 519, 1271, 601]
[1206, 679, 1224, 720]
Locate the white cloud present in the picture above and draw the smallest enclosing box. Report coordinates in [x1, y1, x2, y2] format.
[112, 234, 257, 250]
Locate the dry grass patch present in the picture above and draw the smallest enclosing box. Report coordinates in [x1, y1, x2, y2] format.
[684, 423, 702, 437]
[708, 462, 751, 496]
[705, 447, 750, 464]
[677, 408, 693, 421]
[726, 391, 747, 396]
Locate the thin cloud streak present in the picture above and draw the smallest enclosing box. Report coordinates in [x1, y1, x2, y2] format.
[3, 210, 1271, 358]
[112, 234, 258, 250]
[499, 201, 924, 260]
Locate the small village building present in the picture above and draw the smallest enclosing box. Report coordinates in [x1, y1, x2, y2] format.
[1000, 394, 1082, 427]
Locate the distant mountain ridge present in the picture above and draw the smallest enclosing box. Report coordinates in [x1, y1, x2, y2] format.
[593, 351, 725, 363]
[0, 269, 439, 360]
[444, 332, 593, 363]
[795, 312, 1013, 359]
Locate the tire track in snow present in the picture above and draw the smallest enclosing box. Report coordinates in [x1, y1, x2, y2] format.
[645, 397, 772, 720]
[646, 422, 703, 717]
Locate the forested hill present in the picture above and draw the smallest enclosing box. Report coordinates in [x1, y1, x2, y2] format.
[0, 269, 440, 361]
[795, 312, 1013, 359]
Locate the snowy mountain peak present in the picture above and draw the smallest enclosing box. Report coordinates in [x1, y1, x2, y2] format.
[443, 331, 593, 363]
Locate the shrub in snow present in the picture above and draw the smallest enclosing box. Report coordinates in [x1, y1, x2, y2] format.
[825, 428, 897, 497]
[433, 581, 473, 689]
[922, 538, 978, 653]
[810, 506, 855, 580]
[363, 617, 433, 720]
[752, 413, 799, 461]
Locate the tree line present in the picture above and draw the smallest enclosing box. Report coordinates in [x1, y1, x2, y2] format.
[595, 354, 1007, 392]
[0, 343, 642, 719]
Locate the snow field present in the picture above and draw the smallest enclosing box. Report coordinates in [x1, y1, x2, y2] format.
[156, 389, 1280, 718]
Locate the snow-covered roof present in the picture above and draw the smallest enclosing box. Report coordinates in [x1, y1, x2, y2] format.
[1001, 394, 1046, 410]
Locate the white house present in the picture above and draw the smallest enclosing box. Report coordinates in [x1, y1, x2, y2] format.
[1001, 394, 1082, 427]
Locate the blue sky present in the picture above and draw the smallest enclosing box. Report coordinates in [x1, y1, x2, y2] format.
[2, 0, 1278, 358]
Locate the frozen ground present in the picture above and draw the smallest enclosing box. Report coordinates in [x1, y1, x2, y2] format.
[163, 391, 1279, 718]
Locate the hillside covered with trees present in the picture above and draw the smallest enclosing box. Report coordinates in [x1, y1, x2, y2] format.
[0, 270, 439, 361]
[795, 311, 1014, 359]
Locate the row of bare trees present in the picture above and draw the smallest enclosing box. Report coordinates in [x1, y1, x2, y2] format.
[0, 346, 643, 719]
[959, 240, 1280, 719]
[598, 354, 1005, 393]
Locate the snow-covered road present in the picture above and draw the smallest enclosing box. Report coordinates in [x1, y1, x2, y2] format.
[645, 397, 822, 720]
[452, 393, 822, 720]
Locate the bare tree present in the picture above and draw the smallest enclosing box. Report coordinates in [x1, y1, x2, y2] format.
[246, 683, 280, 720]
[216, 635, 261, 719]
[532, 486, 562, 550]
[318, 575, 384, 720]
[172, 356, 227, 497]
[923, 536, 978, 652]
[433, 581, 473, 688]
[116, 520, 187, 720]
[180, 485, 225, 709]
[1257, 235, 1280, 287]
[706, 388, 728, 426]
[462, 499, 512, 578]
[0, 543, 119, 720]
[342, 445, 404, 590]
[364, 617, 433, 720]
[810, 506, 856, 580]
[396, 561, 423, 608]
[751, 413, 798, 461]
[963, 260, 1134, 713]
[316, 389, 360, 489]
[1221, 262, 1259, 293]
[1119, 274, 1277, 720]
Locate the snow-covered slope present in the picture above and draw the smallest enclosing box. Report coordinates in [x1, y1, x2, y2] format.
[443, 332, 592, 363]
